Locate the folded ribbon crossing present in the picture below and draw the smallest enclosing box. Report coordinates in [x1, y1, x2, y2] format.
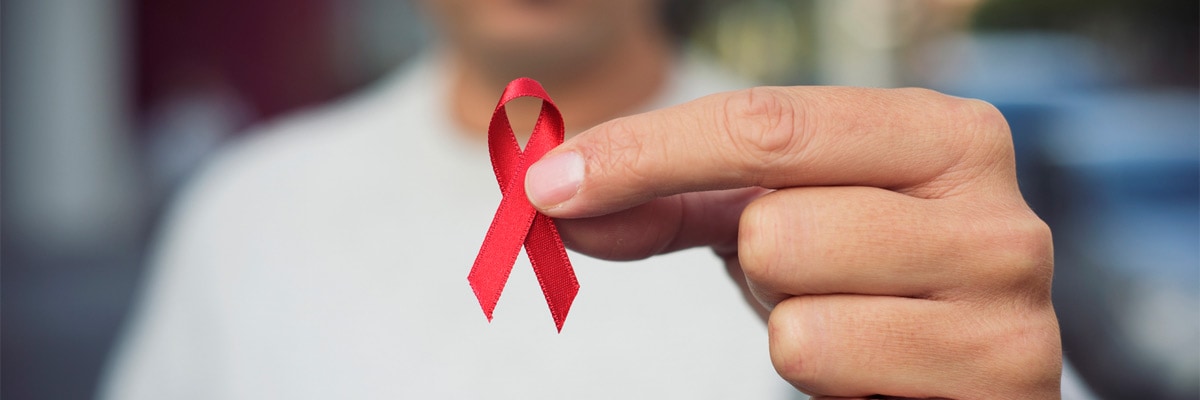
[468, 77, 579, 332]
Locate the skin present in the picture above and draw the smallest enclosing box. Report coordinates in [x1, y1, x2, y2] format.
[424, 1, 1063, 398]
[421, 0, 671, 137]
[525, 87, 1063, 399]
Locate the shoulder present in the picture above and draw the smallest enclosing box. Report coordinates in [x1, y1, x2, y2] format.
[206, 69, 412, 190]
[160, 56, 444, 239]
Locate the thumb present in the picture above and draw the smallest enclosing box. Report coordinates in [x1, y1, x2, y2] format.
[550, 188, 766, 261]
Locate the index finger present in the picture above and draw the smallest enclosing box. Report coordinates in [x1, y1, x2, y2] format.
[524, 86, 1018, 218]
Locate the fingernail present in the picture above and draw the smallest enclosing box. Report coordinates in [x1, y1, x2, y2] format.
[526, 151, 584, 209]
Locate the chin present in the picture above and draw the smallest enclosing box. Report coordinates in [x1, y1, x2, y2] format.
[429, 0, 645, 78]
[473, 33, 610, 82]
[467, 22, 618, 79]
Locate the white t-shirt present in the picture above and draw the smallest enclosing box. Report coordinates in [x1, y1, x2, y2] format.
[102, 52, 797, 399]
[102, 51, 1097, 400]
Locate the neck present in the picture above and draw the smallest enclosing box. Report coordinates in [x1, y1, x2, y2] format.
[448, 31, 673, 139]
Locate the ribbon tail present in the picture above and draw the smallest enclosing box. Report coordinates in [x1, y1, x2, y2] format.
[468, 189, 538, 321]
[525, 213, 580, 332]
[473, 77, 573, 330]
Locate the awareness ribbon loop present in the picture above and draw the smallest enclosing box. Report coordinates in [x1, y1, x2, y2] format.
[468, 77, 579, 332]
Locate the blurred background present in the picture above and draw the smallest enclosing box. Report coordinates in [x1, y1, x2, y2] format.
[2, 0, 1196, 398]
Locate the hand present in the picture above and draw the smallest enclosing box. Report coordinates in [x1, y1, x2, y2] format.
[524, 87, 1062, 399]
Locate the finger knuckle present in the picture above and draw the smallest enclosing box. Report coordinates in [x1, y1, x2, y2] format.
[737, 197, 779, 285]
[903, 88, 1010, 141]
[979, 213, 1055, 295]
[959, 97, 1013, 149]
[895, 86, 944, 102]
[946, 96, 1015, 166]
[595, 117, 655, 190]
[1003, 312, 1063, 392]
[767, 298, 821, 389]
[895, 87, 960, 123]
[719, 87, 806, 178]
[892, 89, 1017, 188]
[961, 98, 1008, 132]
[965, 301, 1062, 394]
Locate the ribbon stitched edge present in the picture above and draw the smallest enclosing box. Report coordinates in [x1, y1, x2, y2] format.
[468, 77, 579, 332]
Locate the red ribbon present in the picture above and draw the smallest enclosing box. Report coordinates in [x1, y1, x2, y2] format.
[469, 77, 579, 332]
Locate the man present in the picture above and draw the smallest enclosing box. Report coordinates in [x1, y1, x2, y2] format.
[103, 1, 1067, 399]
